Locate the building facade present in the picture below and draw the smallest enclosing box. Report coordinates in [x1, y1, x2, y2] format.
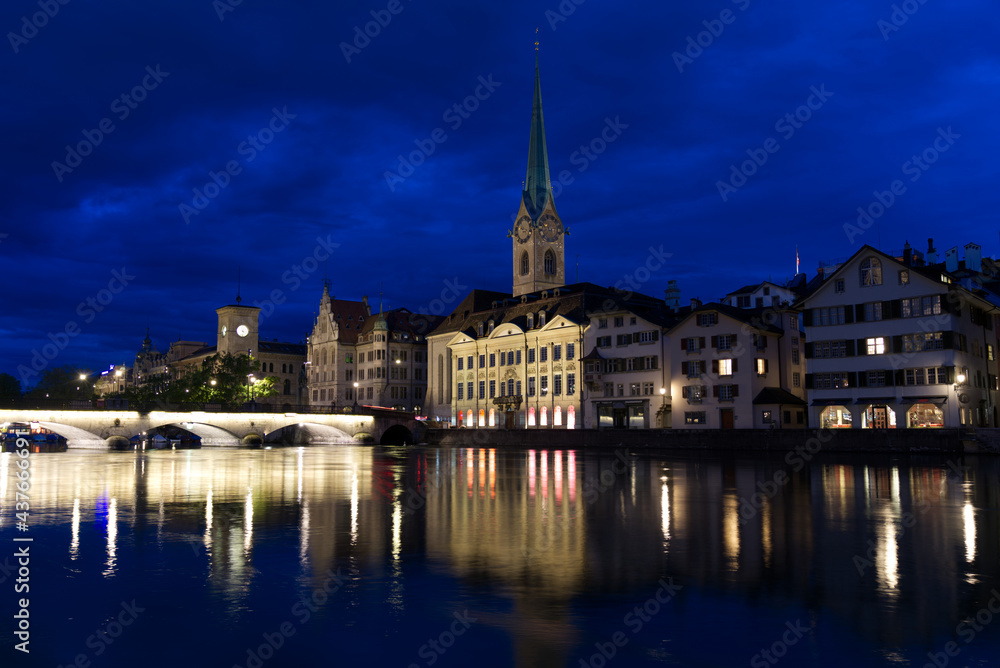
[668, 302, 806, 429]
[800, 244, 998, 429]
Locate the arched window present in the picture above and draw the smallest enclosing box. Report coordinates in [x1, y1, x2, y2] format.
[554, 405, 562, 426]
[860, 257, 882, 286]
[520, 251, 530, 276]
[478, 409, 486, 427]
[528, 406, 536, 426]
[283, 378, 291, 395]
[544, 249, 556, 275]
[540, 406, 548, 426]
[488, 409, 495, 427]
[567, 405, 576, 429]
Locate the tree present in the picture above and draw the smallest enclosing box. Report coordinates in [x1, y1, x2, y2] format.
[0, 373, 21, 405]
[167, 352, 278, 405]
[24, 366, 95, 403]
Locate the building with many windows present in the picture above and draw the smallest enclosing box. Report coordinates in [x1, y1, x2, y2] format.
[305, 285, 442, 412]
[800, 242, 998, 428]
[668, 300, 806, 429]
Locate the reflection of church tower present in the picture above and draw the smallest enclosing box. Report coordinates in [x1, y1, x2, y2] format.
[511, 52, 567, 297]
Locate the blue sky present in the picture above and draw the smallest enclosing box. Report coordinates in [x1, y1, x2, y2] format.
[2, 0, 998, 385]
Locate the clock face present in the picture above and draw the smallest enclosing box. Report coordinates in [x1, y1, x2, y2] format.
[236, 325, 249, 337]
[221, 326, 227, 337]
[514, 216, 532, 243]
[538, 213, 562, 242]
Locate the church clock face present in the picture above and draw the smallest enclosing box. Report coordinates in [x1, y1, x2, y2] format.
[514, 216, 532, 243]
[538, 213, 561, 242]
[237, 325, 249, 337]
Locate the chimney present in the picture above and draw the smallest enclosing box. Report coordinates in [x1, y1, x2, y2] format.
[903, 240, 912, 266]
[664, 280, 681, 312]
[690, 297, 702, 309]
[945, 247, 959, 272]
[926, 238, 937, 264]
[965, 242, 982, 273]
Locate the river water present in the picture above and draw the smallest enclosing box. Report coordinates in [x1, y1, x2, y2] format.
[1, 446, 998, 667]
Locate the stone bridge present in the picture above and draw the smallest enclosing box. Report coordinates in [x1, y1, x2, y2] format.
[0, 407, 424, 449]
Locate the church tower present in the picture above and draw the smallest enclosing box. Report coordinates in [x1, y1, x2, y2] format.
[511, 52, 567, 297]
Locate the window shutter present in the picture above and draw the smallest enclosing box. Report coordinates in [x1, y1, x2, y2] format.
[882, 301, 893, 319]
[733, 359, 739, 373]
[942, 331, 954, 349]
[761, 335, 767, 349]
[845, 339, 856, 356]
[848, 371, 857, 387]
[855, 304, 865, 321]
[763, 359, 768, 373]
[651, 357, 658, 369]
[857, 372, 867, 387]
[713, 385, 720, 398]
[712, 360, 719, 374]
[946, 366, 955, 383]
[682, 386, 689, 398]
[891, 300, 902, 319]
[805, 342, 814, 359]
[889, 335, 901, 353]
[711, 335, 718, 348]
[699, 337, 706, 349]
[805, 374, 814, 389]
[680, 338, 687, 351]
[845, 307, 855, 324]
[803, 310, 813, 327]
[732, 333, 738, 345]
[653, 331, 660, 341]
[856, 339, 867, 356]
[894, 369, 904, 386]
[733, 384, 739, 397]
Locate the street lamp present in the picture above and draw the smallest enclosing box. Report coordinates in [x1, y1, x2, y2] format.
[659, 386, 667, 428]
[353, 381, 359, 411]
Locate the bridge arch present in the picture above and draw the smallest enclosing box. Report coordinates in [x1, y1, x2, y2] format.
[19, 421, 107, 449]
[379, 424, 414, 445]
[145, 421, 243, 447]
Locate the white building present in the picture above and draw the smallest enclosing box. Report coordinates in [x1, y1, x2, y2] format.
[800, 243, 998, 429]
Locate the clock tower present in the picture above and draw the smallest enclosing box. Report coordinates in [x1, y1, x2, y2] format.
[511, 52, 567, 298]
[217, 303, 260, 358]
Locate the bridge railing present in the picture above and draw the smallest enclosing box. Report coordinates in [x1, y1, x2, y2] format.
[0, 399, 403, 416]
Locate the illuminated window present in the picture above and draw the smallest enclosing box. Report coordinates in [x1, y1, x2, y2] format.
[860, 257, 883, 286]
[756, 358, 768, 375]
[866, 337, 885, 355]
[718, 359, 733, 376]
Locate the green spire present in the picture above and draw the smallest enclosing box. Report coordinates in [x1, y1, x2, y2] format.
[523, 52, 552, 220]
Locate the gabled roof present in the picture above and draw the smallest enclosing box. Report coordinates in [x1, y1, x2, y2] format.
[668, 302, 786, 335]
[753, 387, 807, 406]
[358, 307, 446, 340]
[324, 297, 370, 344]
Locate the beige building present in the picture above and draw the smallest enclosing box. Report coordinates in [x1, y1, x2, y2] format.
[305, 285, 442, 412]
[170, 299, 307, 406]
[668, 301, 806, 429]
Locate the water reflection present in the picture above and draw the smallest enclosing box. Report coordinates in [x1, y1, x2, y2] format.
[7, 447, 1000, 667]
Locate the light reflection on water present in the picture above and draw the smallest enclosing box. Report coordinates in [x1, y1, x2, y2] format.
[2, 447, 999, 667]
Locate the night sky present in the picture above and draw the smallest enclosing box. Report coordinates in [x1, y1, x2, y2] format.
[3, 0, 998, 385]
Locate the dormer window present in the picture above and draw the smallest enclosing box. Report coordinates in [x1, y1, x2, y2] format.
[488, 319, 495, 334]
[527, 313, 534, 328]
[539, 311, 546, 327]
[478, 322, 484, 337]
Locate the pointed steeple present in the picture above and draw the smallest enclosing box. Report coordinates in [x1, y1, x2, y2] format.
[522, 51, 552, 221]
